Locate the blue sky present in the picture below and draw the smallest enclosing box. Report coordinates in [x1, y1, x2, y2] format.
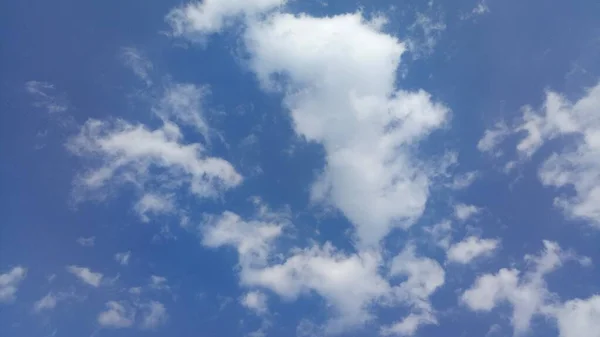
[2, 0, 600, 337]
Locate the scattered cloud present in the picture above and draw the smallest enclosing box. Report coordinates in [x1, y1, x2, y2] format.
[67, 119, 242, 201]
[115, 251, 131, 266]
[66, 265, 103, 287]
[149, 275, 170, 292]
[425, 220, 453, 249]
[153, 83, 211, 140]
[33, 291, 75, 312]
[134, 193, 174, 222]
[98, 301, 135, 328]
[447, 171, 479, 190]
[477, 121, 510, 155]
[76, 236, 95, 247]
[447, 236, 500, 264]
[0, 266, 27, 303]
[25, 81, 69, 114]
[120, 47, 153, 86]
[454, 203, 480, 221]
[241, 290, 268, 315]
[140, 301, 168, 329]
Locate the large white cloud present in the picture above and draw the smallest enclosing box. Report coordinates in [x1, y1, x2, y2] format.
[0, 266, 27, 303]
[243, 12, 449, 247]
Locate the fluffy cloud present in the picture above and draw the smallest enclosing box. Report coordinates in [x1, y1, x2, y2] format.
[0, 266, 27, 303]
[98, 301, 135, 328]
[477, 121, 510, 155]
[115, 251, 131, 266]
[447, 236, 500, 264]
[243, 12, 449, 247]
[382, 245, 445, 336]
[453, 203, 480, 221]
[134, 193, 174, 222]
[461, 241, 583, 334]
[516, 83, 600, 226]
[552, 296, 600, 337]
[241, 290, 268, 315]
[66, 265, 103, 287]
[167, 0, 286, 37]
[67, 119, 242, 200]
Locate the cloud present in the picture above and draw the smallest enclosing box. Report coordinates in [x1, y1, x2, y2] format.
[140, 301, 168, 329]
[76, 236, 95, 247]
[424, 220, 452, 249]
[243, 12, 449, 247]
[453, 203, 480, 221]
[120, 47, 153, 86]
[240, 290, 268, 315]
[149, 275, 170, 292]
[134, 193, 174, 222]
[513, 83, 600, 226]
[25, 81, 69, 113]
[551, 296, 600, 337]
[33, 291, 75, 312]
[66, 265, 103, 287]
[447, 236, 500, 264]
[447, 171, 479, 190]
[115, 251, 131, 266]
[461, 241, 583, 334]
[167, 0, 287, 38]
[477, 121, 510, 155]
[67, 119, 242, 201]
[98, 301, 135, 328]
[382, 245, 445, 336]
[0, 266, 27, 303]
[153, 83, 211, 140]
[406, 12, 446, 56]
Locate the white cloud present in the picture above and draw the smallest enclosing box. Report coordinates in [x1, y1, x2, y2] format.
[453, 203, 480, 221]
[243, 244, 390, 333]
[76, 236, 95, 247]
[202, 211, 284, 267]
[150, 275, 170, 292]
[0, 266, 27, 303]
[406, 12, 446, 56]
[66, 265, 103, 287]
[67, 119, 242, 200]
[25, 81, 68, 113]
[461, 241, 579, 334]
[243, 12, 449, 247]
[140, 301, 168, 329]
[448, 171, 479, 190]
[552, 296, 600, 337]
[153, 83, 210, 140]
[167, 0, 287, 37]
[115, 251, 131, 266]
[98, 301, 135, 328]
[447, 236, 500, 264]
[477, 121, 510, 155]
[33, 292, 58, 312]
[134, 193, 174, 222]
[424, 220, 452, 249]
[240, 290, 268, 315]
[120, 47, 153, 86]
[513, 83, 600, 227]
[382, 245, 445, 336]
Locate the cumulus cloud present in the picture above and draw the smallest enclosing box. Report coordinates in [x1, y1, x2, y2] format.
[66, 265, 103, 287]
[453, 203, 480, 221]
[447, 236, 500, 264]
[167, 0, 287, 37]
[461, 241, 585, 334]
[447, 171, 479, 190]
[149, 275, 170, 292]
[76, 236, 95, 247]
[515, 83, 600, 226]
[67, 119, 242, 201]
[115, 251, 131, 266]
[425, 220, 452, 249]
[243, 12, 449, 247]
[0, 266, 27, 303]
[241, 290, 268, 315]
[551, 296, 600, 337]
[98, 301, 135, 328]
[134, 193, 174, 222]
[477, 121, 510, 155]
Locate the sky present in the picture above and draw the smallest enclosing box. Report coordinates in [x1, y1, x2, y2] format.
[1, 0, 600, 337]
